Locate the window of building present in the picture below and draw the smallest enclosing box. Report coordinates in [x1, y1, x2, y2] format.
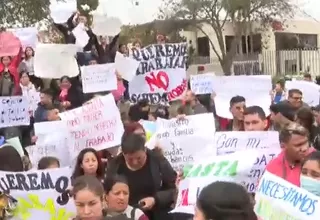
[196, 37, 210, 56]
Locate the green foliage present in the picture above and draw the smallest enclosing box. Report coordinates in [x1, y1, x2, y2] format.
[120, 20, 188, 46]
[0, 0, 50, 28]
[0, 0, 99, 28]
[77, 0, 99, 24]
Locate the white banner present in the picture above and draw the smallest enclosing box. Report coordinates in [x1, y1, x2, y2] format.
[190, 73, 215, 94]
[255, 171, 320, 219]
[34, 44, 79, 78]
[81, 63, 117, 93]
[0, 167, 76, 219]
[59, 94, 124, 159]
[212, 75, 272, 118]
[129, 43, 188, 104]
[0, 96, 29, 128]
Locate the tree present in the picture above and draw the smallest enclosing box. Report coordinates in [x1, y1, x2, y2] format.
[0, 0, 98, 28]
[120, 20, 188, 46]
[159, 0, 295, 75]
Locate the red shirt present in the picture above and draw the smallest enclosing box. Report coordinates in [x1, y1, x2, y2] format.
[265, 148, 315, 187]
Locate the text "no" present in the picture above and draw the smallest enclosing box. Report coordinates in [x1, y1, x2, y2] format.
[145, 71, 169, 92]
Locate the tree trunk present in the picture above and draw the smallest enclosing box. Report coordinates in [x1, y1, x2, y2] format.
[221, 58, 233, 75]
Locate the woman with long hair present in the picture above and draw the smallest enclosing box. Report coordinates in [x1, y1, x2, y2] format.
[72, 148, 105, 183]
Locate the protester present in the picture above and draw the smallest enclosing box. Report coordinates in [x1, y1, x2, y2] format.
[59, 76, 83, 110]
[128, 100, 150, 122]
[303, 73, 312, 82]
[183, 90, 207, 115]
[300, 151, 320, 196]
[195, 181, 258, 220]
[295, 107, 317, 144]
[72, 175, 106, 219]
[53, 13, 77, 44]
[0, 145, 24, 172]
[94, 34, 120, 64]
[72, 148, 105, 183]
[269, 102, 295, 131]
[106, 133, 177, 220]
[111, 72, 126, 103]
[243, 106, 268, 131]
[265, 123, 314, 186]
[34, 88, 60, 122]
[0, 55, 22, 96]
[19, 46, 43, 89]
[19, 71, 37, 96]
[38, 156, 60, 169]
[280, 89, 306, 110]
[119, 44, 129, 56]
[225, 96, 246, 131]
[269, 80, 286, 104]
[104, 175, 148, 220]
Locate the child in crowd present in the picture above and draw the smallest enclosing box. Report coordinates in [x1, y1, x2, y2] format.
[38, 156, 60, 169]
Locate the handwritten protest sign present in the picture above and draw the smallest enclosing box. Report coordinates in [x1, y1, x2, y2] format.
[49, 0, 77, 24]
[0, 167, 76, 219]
[129, 43, 188, 104]
[155, 114, 216, 171]
[255, 171, 320, 220]
[215, 131, 280, 192]
[81, 63, 117, 93]
[27, 121, 70, 167]
[212, 75, 272, 118]
[59, 94, 124, 159]
[0, 96, 29, 128]
[34, 44, 79, 78]
[171, 150, 259, 215]
[215, 131, 280, 155]
[190, 73, 215, 94]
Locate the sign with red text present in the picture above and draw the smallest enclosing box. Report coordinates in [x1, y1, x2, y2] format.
[59, 94, 124, 159]
[129, 43, 187, 104]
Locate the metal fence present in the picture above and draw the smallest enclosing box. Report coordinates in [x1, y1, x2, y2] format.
[190, 49, 320, 76]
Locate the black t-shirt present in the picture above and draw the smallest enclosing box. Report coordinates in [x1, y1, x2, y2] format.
[118, 156, 154, 206]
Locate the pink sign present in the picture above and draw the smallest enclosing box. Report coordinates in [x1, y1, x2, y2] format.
[0, 32, 21, 57]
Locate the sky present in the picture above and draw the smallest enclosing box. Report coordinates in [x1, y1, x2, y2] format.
[100, 0, 163, 25]
[99, 0, 320, 25]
